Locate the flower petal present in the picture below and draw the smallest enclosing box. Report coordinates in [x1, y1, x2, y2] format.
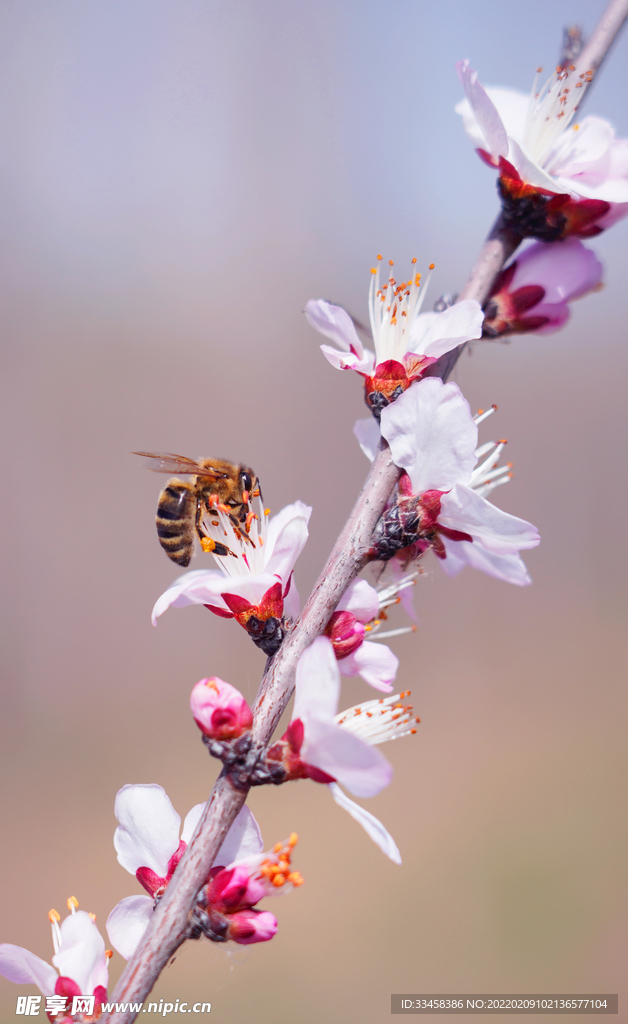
[180, 802, 206, 845]
[263, 501, 312, 581]
[380, 378, 477, 493]
[337, 579, 379, 623]
[114, 784, 181, 877]
[218, 807, 264, 868]
[353, 416, 381, 462]
[304, 299, 364, 358]
[455, 60, 508, 159]
[302, 714, 393, 798]
[509, 238, 603, 303]
[106, 896, 153, 962]
[328, 783, 401, 864]
[53, 912, 107, 996]
[439, 536, 532, 586]
[0, 945, 58, 995]
[439, 484, 540, 554]
[294, 636, 340, 722]
[338, 641, 397, 693]
[410, 300, 484, 359]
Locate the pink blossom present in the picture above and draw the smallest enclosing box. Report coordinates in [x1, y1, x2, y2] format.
[325, 578, 400, 693]
[483, 238, 603, 337]
[106, 785, 262, 959]
[305, 260, 482, 417]
[151, 501, 312, 655]
[375, 378, 540, 585]
[267, 637, 419, 863]
[0, 900, 109, 1015]
[225, 909, 278, 945]
[456, 60, 628, 238]
[190, 677, 253, 739]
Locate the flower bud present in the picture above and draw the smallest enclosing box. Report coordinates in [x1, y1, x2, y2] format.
[326, 610, 365, 659]
[207, 865, 266, 913]
[226, 908, 278, 945]
[190, 677, 253, 740]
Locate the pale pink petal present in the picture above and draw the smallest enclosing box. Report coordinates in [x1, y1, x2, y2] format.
[440, 537, 532, 586]
[506, 137, 562, 193]
[328, 783, 401, 864]
[337, 579, 379, 623]
[410, 300, 484, 358]
[294, 636, 340, 722]
[525, 301, 570, 334]
[0, 945, 57, 995]
[455, 60, 508, 159]
[53, 912, 107, 995]
[114, 784, 181, 877]
[151, 569, 232, 624]
[549, 115, 615, 178]
[380, 378, 477, 493]
[304, 299, 364, 358]
[353, 417, 381, 462]
[302, 715, 392, 798]
[283, 573, 301, 620]
[106, 897, 153, 962]
[338, 641, 397, 693]
[180, 802, 206, 845]
[320, 343, 361, 370]
[510, 239, 603, 303]
[264, 501, 312, 580]
[439, 484, 540, 554]
[217, 807, 264, 868]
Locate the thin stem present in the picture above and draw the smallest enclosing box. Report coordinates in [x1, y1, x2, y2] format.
[575, 0, 628, 74]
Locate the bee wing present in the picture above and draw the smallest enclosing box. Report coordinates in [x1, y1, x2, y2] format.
[133, 452, 226, 479]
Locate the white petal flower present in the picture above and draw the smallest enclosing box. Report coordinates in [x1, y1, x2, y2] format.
[456, 60, 628, 236]
[107, 789, 263, 960]
[0, 902, 109, 1001]
[151, 501, 311, 624]
[358, 378, 539, 586]
[306, 260, 482, 416]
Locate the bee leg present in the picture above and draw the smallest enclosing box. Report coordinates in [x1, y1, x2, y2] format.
[200, 536, 234, 558]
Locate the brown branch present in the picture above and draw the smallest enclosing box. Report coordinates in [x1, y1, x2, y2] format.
[103, 5, 628, 1020]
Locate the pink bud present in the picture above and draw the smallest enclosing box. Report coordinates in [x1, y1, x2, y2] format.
[207, 865, 266, 913]
[326, 610, 366, 659]
[226, 908, 278, 945]
[190, 677, 253, 740]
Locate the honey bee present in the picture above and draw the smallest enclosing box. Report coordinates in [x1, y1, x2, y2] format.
[134, 452, 259, 567]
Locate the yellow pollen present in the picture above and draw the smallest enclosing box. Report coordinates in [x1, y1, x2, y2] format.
[273, 842, 282, 853]
[264, 507, 271, 516]
[370, 267, 377, 274]
[377, 254, 382, 260]
[429, 263, 435, 270]
[414, 274, 421, 286]
[288, 871, 304, 886]
[259, 536, 264, 546]
[49, 909, 61, 923]
[573, 123, 580, 129]
[105, 950, 114, 960]
[88, 913, 96, 922]
[477, 408, 484, 415]
[391, 317, 397, 325]
[498, 438, 508, 444]
[272, 875, 285, 887]
[288, 833, 298, 847]
[411, 257, 417, 264]
[206, 678, 219, 692]
[411, 728, 417, 734]
[389, 259, 394, 266]
[67, 897, 79, 910]
[536, 66, 543, 73]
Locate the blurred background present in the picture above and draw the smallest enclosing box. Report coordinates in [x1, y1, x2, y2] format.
[1, 1, 627, 1021]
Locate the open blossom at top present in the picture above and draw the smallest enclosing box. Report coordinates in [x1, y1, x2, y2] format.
[106, 784, 264, 960]
[305, 259, 483, 418]
[267, 636, 419, 863]
[356, 378, 539, 585]
[0, 898, 109, 1019]
[483, 238, 603, 337]
[456, 60, 628, 238]
[151, 501, 311, 655]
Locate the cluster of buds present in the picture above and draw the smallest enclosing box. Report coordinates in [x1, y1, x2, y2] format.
[190, 835, 302, 945]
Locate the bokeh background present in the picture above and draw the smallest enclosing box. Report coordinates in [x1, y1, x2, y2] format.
[1, 1, 627, 1021]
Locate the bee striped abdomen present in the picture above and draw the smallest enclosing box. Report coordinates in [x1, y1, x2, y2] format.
[156, 480, 196, 566]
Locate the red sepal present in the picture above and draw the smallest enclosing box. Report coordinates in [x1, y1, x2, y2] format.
[285, 718, 304, 754]
[204, 603, 235, 619]
[476, 147, 499, 168]
[305, 764, 337, 785]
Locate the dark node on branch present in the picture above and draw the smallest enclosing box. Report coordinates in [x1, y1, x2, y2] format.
[245, 615, 285, 655]
[498, 180, 566, 241]
[202, 732, 287, 789]
[433, 292, 458, 312]
[369, 494, 423, 563]
[188, 900, 229, 943]
[365, 386, 404, 422]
